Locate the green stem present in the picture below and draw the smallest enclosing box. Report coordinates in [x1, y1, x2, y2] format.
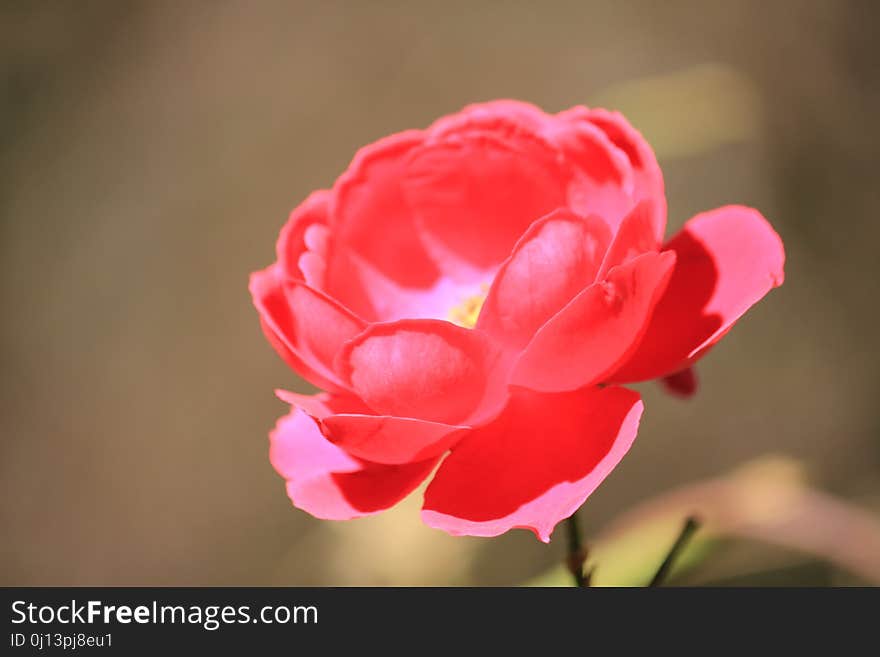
[565, 511, 588, 587]
[648, 516, 701, 586]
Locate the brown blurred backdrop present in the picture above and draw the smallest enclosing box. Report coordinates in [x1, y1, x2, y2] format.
[1, 0, 878, 585]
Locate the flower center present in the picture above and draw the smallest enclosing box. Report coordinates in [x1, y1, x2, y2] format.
[447, 285, 488, 329]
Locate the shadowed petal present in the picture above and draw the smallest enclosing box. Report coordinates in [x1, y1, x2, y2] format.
[609, 205, 785, 384]
[270, 408, 438, 520]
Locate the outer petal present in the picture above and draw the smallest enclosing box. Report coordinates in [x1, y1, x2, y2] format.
[422, 386, 643, 541]
[477, 209, 612, 352]
[403, 114, 569, 273]
[322, 414, 467, 465]
[428, 99, 550, 135]
[540, 116, 636, 230]
[257, 317, 338, 391]
[278, 388, 467, 465]
[608, 206, 785, 383]
[270, 408, 438, 520]
[336, 319, 505, 425]
[274, 189, 380, 320]
[274, 389, 371, 418]
[332, 130, 440, 287]
[511, 251, 676, 392]
[563, 107, 667, 242]
[276, 190, 332, 280]
[597, 200, 660, 278]
[249, 266, 366, 391]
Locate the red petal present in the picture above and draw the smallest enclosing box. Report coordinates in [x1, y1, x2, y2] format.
[276, 190, 331, 280]
[575, 107, 667, 242]
[249, 266, 365, 390]
[270, 408, 437, 520]
[332, 130, 440, 287]
[540, 116, 636, 230]
[660, 367, 698, 398]
[274, 389, 371, 418]
[256, 317, 338, 391]
[403, 115, 568, 273]
[284, 281, 365, 373]
[597, 200, 660, 278]
[477, 209, 611, 351]
[422, 386, 643, 541]
[511, 251, 676, 392]
[322, 414, 466, 465]
[609, 206, 785, 383]
[275, 190, 378, 320]
[336, 319, 504, 425]
[428, 100, 550, 135]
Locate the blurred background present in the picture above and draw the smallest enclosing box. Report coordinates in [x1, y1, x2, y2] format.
[2, 0, 879, 586]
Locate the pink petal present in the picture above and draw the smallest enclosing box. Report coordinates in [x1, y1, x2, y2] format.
[570, 107, 667, 242]
[428, 99, 550, 135]
[274, 190, 377, 320]
[403, 114, 569, 273]
[477, 209, 611, 351]
[608, 205, 785, 383]
[332, 130, 440, 287]
[540, 116, 636, 230]
[422, 386, 643, 541]
[274, 389, 371, 418]
[322, 414, 467, 465]
[270, 408, 438, 520]
[336, 319, 505, 425]
[283, 281, 365, 373]
[276, 190, 332, 280]
[249, 266, 365, 390]
[255, 317, 338, 392]
[597, 200, 660, 278]
[511, 251, 676, 392]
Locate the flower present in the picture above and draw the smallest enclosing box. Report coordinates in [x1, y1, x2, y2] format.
[250, 100, 785, 541]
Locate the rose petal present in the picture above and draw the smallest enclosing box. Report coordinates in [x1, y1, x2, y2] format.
[251, 266, 338, 390]
[274, 389, 371, 418]
[332, 130, 440, 287]
[511, 251, 676, 392]
[477, 209, 611, 351]
[336, 319, 504, 425]
[276, 190, 331, 280]
[566, 107, 667, 242]
[428, 99, 550, 136]
[540, 117, 636, 229]
[597, 199, 660, 278]
[270, 408, 438, 520]
[283, 281, 365, 373]
[403, 115, 569, 273]
[608, 205, 785, 383]
[422, 385, 643, 541]
[253, 317, 335, 391]
[322, 414, 466, 465]
[249, 266, 365, 390]
[660, 367, 699, 398]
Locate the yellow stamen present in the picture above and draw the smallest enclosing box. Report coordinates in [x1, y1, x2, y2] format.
[447, 285, 489, 329]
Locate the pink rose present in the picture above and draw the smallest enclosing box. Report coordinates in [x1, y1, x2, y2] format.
[250, 100, 784, 540]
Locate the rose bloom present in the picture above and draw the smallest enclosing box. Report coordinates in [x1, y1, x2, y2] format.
[250, 100, 784, 541]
